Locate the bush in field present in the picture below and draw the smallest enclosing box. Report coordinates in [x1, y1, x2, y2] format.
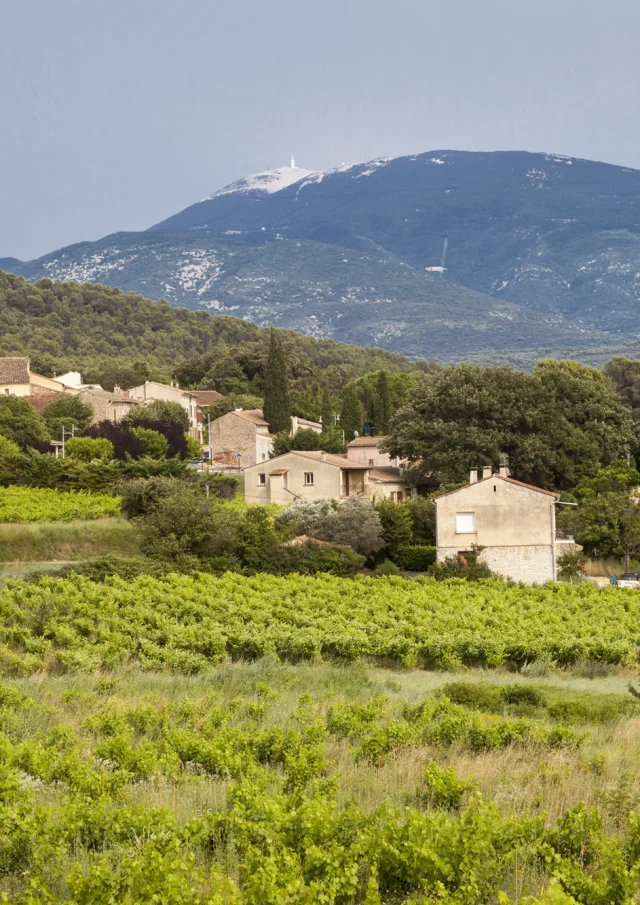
[0, 395, 49, 444]
[64, 436, 114, 462]
[394, 544, 437, 571]
[432, 545, 496, 581]
[375, 498, 413, 557]
[276, 497, 384, 557]
[130, 426, 169, 459]
[0, 486, 120, 521]
[43, 394, 93, 440]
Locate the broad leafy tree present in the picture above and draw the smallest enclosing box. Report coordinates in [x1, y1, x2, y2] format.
[0, 396, 49, 445]
[44, 395, 93, 441]
[386, 363, 634, 490]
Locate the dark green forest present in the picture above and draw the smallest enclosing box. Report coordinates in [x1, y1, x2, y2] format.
[0, 270, 424, 392]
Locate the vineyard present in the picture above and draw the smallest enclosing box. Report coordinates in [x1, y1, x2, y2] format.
[2, 572, 640, 902]
[0, 487, 121, 522]
[1, 572, 640, 675]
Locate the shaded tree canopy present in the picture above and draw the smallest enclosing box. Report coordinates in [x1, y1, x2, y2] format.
[386, 362, 634, 490]
[44, 395, 93, 441]
[0, 396, 49, 445]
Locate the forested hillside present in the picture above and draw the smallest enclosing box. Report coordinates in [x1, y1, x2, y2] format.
[0, 270, 423, 390]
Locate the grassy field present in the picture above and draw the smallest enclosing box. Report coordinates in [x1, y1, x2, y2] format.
[0, 518, 140, 564]
[2, 660, 640, 902]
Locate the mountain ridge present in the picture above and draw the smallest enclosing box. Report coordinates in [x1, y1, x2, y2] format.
[6, 149, 640, 363]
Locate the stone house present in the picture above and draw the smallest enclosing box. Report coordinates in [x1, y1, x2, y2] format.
[245, 450, 413, 505]
[0, 358, 80, 398]
[210, 409, 274, 468]
[346, 436, 402, 468]
[77, 387, 137, 424]
[435, 466, 575, 584]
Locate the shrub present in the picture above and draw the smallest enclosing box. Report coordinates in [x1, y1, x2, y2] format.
[431, 545, 495, 581]
[124, 400, 190, 432]
[375, 499, 413, 557]
[418, 761, 472, 809]
[404, 496, 436, 545]
[64, 437, 114, 462]
[130, 427, 170, 459]
[57, 555, 173, 582]
[394, 544, 436, 571]
[374, 559, 403, 576]
[276, 497, 384, 557]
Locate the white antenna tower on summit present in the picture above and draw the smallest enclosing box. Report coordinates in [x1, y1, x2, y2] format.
[290, 155, 296, 169]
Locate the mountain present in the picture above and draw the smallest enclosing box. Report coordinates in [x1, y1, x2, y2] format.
[7, 150, 640, 364]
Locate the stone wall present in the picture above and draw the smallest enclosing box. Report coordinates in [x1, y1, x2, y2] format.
[437, 544, 555, 585]
[211, 413, 258, 467]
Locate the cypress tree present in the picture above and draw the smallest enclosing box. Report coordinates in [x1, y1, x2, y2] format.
[340, 385, 362, 441]
[320, 386, 333, 433]
[263, 329, 291, 434]
[374, 370, 392, 434]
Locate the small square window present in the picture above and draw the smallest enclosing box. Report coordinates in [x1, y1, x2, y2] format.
[456, 512, 476, 534]
[258, 473, 266, 486]
[304, 472, 314, 485]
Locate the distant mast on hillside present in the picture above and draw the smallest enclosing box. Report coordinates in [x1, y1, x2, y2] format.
[291, 156, 296, 168]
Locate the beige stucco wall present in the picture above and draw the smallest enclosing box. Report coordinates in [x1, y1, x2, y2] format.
[245, 454, 345, 505]
[347, 446, 400, 467]
[366, 479, 410, 501]
[0, 382, 31, 397]
[435, 476, 557, 584]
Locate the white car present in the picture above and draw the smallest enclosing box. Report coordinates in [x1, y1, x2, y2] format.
[617, 573, 640, 589]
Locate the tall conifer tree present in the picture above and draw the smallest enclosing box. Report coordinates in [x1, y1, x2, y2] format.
[263, 329, 291, 434]
[340, 385, 362, 441]
[374, 370, 392, 434]
[320, 387, 333, 433]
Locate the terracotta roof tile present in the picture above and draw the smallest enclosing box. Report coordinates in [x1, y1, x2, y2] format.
[0, 357, 30, 384]
[23, 392, 66, 415]
[233, 409, 269, 426]
[347, 436, 386, 447]
[190, 390, 224, 406]
[368, 467, 405, 483]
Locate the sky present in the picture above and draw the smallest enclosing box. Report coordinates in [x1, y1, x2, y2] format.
[2, 0, 640, 260]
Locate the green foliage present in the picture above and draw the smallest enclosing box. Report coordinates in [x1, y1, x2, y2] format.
[320, 385, 333, 433]
[0, 435, 21, 460]
[0, 395, 49, 445]
[339, 384, 363, 441]
[557, 550, 586, 581]
[130, 426, 170, 459]
[393, 544, 437, 571]
[124, 399, 190, 432]
[272, 427, 346, 456]
[0, 270, 417, 393]
[432, 545, 495, 582]
[403, 496, 436, 545]
[374, 559, 403, 576]
[575, 491, 640, 569]
[43, 394, 93, 440]
[2, 572, 640, 672]
[63, 436, 113, 462]
[276, 497, 384, 557]
[418, 761, 473, 809]
[262, 329, 290, 434]
[0, 486, 120, 522]
[351, 370, 415, 435]
[184, 433, 203, 458]
[387, 363, 634, 490]
[375, 499, 413, 557]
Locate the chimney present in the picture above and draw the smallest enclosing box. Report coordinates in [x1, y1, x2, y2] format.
[499, 453, 510, 477]
[321, 451, 327, 461]
[469, 468, 478, 484]
[482, 465, 492, 480]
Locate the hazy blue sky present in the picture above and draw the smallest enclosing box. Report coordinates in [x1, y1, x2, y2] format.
[3, 0, 640, 259]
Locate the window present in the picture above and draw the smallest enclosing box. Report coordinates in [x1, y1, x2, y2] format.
[258, 473, 266, 486]
[304, 472, 314, 485]
[456, 512, 476, 534]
